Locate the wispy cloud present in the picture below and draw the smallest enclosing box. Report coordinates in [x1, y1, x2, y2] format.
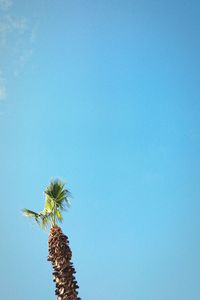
[0, 1, 38, 100]
[0, 15, 27, 47]
[0, 85, 6, 100]
[0, 71, 6, 100]
[0, 0, 13, 11]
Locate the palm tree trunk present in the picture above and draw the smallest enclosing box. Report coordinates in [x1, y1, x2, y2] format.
[48, 226, 81, 300]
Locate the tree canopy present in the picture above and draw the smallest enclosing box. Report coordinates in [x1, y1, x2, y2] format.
[22, 179, 71, 228]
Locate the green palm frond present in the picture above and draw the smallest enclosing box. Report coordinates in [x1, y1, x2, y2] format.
[44, 194, 55, 214]
[40, 213, 52, 229]
[44, 179, 71, 210]
[44, 179, 64, 198]
[22, 208, 52, 229]
[22, 208, 39, 218]
[56, 189, 71, 207]
[22, 208, 41, 224]
[56, 210, 63, 222]
[22, 179, 71, 228]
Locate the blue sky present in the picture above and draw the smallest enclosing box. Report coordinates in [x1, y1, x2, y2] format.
[0, 0, 200, 299]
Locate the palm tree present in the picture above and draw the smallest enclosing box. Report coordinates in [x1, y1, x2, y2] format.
[22, 179, 81, 300]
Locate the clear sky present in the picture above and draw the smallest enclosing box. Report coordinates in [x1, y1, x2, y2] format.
[0, 0, 200, 299]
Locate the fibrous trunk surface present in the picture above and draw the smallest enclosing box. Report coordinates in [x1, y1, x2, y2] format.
[48, 226, 81, 300]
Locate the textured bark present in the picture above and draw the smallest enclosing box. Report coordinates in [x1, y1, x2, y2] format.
[48, 226, 81, 300]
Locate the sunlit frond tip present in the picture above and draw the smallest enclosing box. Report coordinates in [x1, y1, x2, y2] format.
[22, 208, 40, 218]
[22, 208, 42, 225]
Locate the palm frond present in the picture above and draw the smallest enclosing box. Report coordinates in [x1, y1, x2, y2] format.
[40, 213, 52, 229]
[22, 208, 41, 225]
[44, 194, 55, 214]
[56, 189, 71, 205]
[56, 210, 63, 222]
[22, 179, 71, 228]
[45, 179, 64, 198]
[22, 208, 40, 218]
[44, 179, 71, 210]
